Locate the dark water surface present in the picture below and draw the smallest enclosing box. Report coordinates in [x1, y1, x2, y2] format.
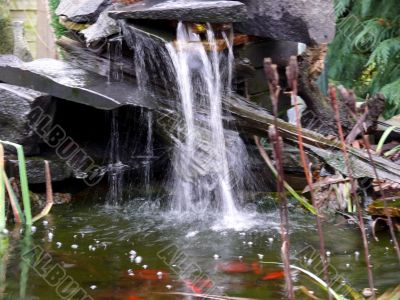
[1, 199, 399, 299]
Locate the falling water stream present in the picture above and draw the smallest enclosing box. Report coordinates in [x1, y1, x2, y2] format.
[144, 110, 154, 196]
[106, 110, 124, 204]
[165, 22, 255, 228]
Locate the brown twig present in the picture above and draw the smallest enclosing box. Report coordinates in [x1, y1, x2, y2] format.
[32, 160, 54, 223]
[264, 58, 294, 300]
[340, 84, 400, 263]
[3, 173, 22, 224]
[286, 56, 332, 300]
[329, 84, 376, 299]
[361, 132, 400, 263]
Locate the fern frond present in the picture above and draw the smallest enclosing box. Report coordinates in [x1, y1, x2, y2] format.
[367, 37, 400, 66]
[334, 0, 351, 18]
[381, 79, 400, 118]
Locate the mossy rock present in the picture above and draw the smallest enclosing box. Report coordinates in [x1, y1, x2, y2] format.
[367, 199, 400, 218]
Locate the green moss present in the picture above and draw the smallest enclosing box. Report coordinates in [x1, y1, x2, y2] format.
[48, 0, 67, 38]
[0, 0, 14, 54]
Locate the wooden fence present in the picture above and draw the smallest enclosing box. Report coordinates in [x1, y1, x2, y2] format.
[10, 0, 56, 58]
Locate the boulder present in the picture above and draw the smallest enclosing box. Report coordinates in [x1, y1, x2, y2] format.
[56, 0, 111, 23]
[108, 0, 247, 23]
[234, 0, 336, 45]
[8, 158, 73, 184]
[0, 82, 51, 154]
[0, 55, 156, 110]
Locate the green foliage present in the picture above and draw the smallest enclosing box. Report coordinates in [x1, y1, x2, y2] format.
[48, 0, 66, 38]
[328, 0, 400, 118]
[0, 0, 14, 54]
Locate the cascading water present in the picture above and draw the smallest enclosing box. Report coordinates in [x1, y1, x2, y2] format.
[106, 110, 124, 204]
[143, 110, 154, 197]
[166, 22, 252, 227]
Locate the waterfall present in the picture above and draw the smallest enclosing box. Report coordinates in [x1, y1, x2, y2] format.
[144, 110, 154, 197]
[106, 110, 124, 204]
[166, 22, 249, 225]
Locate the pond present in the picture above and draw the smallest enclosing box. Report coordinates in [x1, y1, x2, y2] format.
[1, 198, 399, 299]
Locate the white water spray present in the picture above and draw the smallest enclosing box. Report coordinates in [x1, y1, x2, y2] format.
[166, 22, 248, 225]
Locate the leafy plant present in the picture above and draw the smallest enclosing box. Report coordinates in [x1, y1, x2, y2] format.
[328, 0, 400, 118]
[48, 0, 66, 38]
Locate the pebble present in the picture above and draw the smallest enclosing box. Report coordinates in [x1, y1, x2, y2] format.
[135, 256, 143, 264]
[48, 232, 54, 240]
[43, 220, 48, 226]
[71, 244, 78, 249]
[31, 226, 37, 233]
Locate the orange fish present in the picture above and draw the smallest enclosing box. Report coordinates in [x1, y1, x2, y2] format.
[251, 262, 262, 275]
[261, 270, 285, 280]
[127, 296, 143, 300]
[184, 280, 203, 294]
[217, 261, 252, 273]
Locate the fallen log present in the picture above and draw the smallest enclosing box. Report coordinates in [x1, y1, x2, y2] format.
[55, 29, 400, 184]
[226, 93, 400, 184]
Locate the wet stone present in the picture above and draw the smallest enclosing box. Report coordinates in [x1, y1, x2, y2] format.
[234, 0, 335, 45]
[7, 158, 73, 184]
[0, 55, 156, 111]
[56, 0, 112, 23]
[0, 82, 52, 155]
[108, 0, 247, 23]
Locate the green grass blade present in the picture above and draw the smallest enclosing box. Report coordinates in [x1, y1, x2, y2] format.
[376, 126, 399, 155]
[0, 141, 32, 225]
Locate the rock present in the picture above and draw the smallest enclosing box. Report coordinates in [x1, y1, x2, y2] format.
[234, 0, 336, 45]
[81, 6, 120, 45]
[56, 0, 111, 23]
[0, 55, 156, 110]
[108, 0, 247, 23]
[0, 82, 51, 154]
[31, 192, 72, 206]
[8, 158, 73, 184]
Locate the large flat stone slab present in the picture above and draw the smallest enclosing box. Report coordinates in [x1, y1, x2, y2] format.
[234, 0, 335, 45]
[109, 0, 247, 23]
[0, 55, 156, 110]
[56, 0, 111, 23]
